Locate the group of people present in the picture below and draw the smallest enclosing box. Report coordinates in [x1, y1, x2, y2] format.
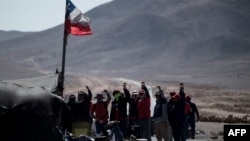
[66, 82, 199, 141]
[167, 83, 200, 141]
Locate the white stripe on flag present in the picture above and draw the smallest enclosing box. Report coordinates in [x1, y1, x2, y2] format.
[69, 8, 90, 25]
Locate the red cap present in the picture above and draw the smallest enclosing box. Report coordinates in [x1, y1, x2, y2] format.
[112, 89, 121, 96]
[170, 91, 176, 96]
[186, 95, 191, 101]
[171, 94, 180, 100]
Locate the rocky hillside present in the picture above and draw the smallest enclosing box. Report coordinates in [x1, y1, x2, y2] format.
[0, 0, 250, 89]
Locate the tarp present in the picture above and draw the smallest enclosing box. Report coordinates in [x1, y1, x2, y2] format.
[2, 73, 60, 93]
[0, 79, 71, 141]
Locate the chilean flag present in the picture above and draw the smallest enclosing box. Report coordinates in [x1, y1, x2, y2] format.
[65, 0, 92, 36]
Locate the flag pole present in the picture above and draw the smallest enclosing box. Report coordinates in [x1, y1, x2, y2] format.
[59, 1, 68, 97]
[60, 32, 67, 97]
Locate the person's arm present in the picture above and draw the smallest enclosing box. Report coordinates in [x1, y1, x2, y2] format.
[123, 83, 131, 101]
[141, 81, 150, 98]
[179, 83, 186, 110]
[194, 103, 200, 121]
[179, 83, 185, 98]
[104, 89, 111, 104]
[86, 86, 92, 102]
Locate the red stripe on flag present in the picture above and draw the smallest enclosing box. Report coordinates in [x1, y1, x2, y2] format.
[65, 20, 92, 36]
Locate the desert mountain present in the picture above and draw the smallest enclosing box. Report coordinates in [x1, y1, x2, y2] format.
[0, 0, 250, 89]
[0, 30, 34, 42]
[0, 59, 42, 80]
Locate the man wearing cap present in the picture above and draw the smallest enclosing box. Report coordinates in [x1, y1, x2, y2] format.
[137, 81, 152, 141]
[168, 92, 182, 141]
[91, 90, 111, 136]
[110, 83, 131, 138]
[168, 83, 187, 141]
[153, 91, 170, 141]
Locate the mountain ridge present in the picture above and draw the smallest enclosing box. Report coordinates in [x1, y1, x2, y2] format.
[0, 0, 250, 89]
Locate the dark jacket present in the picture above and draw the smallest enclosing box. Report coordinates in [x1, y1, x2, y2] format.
[168, 99, 182, 125]
[110, 87, 130, 121]
[168, 90, 186, 125]
[153, 97, 168, 123]
[67, 101, 77, 122]
[129, 96, 139, 119]
[187, 101, 199, 119]
[74, 89, 92, 122]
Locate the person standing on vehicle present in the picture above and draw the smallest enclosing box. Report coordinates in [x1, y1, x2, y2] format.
[77, 86, 92, 121]
[110, 83, 130, 137]
[91, 90, 111, 137]
[153, 90, 170, 141]
[186, 95, 199, 139]
[73, 86, 92, 136]
[137, 81, 152, 141]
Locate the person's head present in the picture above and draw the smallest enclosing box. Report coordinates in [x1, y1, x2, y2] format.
[171, 94, 180, 102]
[113, 89, 122, 101]
[141, 81, 146, 88]
[131, 90, 138, 100]
[123, 83, 127, 88]
[78, 91, 87, 101]
[186, 95, 191, 102]
[154, 91, 161, 99]
[138, 89, 146, 98]
[69, 94, 76, 103]
[170, 91, 176, 97]
[112, 89, 121, 96]
[95, 94, 104, 102]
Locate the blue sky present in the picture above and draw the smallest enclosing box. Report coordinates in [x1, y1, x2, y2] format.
[0, 0, 113, 32]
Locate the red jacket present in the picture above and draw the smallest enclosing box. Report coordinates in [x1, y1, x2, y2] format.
[137, 97, 151, 119]
[91, 101, 109, 122]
